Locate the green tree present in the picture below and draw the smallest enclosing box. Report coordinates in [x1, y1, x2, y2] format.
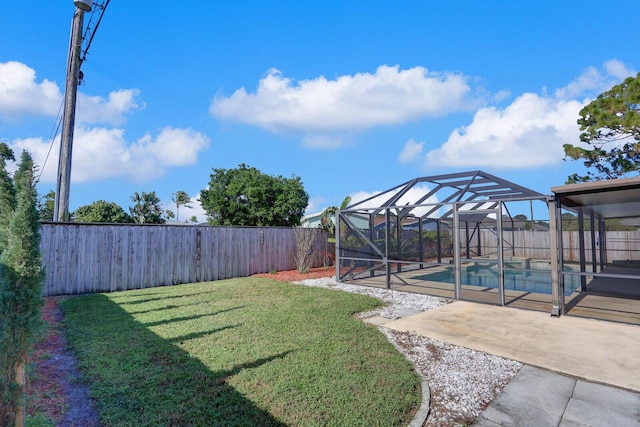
[564, 73, 640, 183]
[320, 196, 351, 243]
[172, 190, 193, 222]
[74, 200, 131, 223]
[0, 150, 45, 426]
[38, 190, 55, 221]
[200, 164, 308, 226]
[129, 191, 165, 224]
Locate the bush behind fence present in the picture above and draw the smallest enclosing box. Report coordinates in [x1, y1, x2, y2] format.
[40, 223, 329, 296]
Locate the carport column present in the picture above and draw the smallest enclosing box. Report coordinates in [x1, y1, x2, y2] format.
[578, 208, 587, 291]
[436, 220, 442, 264]
[335, 210, 341, 280]
[369, 214, 376, 277]
[590, 212, 597, 273]
[549, 197, 562, 316]
[598, 215, 607, 268]
[453, 203, 461, 300]
[496, 202, 505, 306]
[385, 207, 391, 289]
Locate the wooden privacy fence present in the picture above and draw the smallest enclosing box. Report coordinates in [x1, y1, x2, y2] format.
[40, 223, 329, 296]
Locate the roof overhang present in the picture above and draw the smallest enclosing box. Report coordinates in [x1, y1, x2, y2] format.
[551, 176, 640, 219]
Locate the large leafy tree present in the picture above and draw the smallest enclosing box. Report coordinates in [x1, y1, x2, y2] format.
[73, 200, 132, 223]
[200, 164, 308, 226]
[0, 149, 45, 426]
[129, 191, 165, 224]
[563, 73, 640, 183]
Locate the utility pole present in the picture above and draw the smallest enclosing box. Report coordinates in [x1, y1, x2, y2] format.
[54, 1, 93, 222]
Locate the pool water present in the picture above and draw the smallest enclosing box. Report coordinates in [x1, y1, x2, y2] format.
[419, 266, 580, 296]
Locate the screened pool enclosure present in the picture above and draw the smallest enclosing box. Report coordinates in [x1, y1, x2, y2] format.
[334, 171, 558, 311]
[335, 171, 640, 322]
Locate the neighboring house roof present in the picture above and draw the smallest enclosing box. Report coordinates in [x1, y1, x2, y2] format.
[300, 211, 324, 228]
[301, 211, 370, 230]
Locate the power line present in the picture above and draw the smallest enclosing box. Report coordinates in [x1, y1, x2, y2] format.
[80, 0, 110, 67]
[36, 100, 65, 184]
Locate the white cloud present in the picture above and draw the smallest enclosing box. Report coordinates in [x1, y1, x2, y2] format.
[424, 94, 583, 169]
[77, 89, 145, 125]
[305, 196, 326, 215]
[211, 65, 478, 147]
[554, 59, 635, 101]
[423, 61, 635, 170]
[0, 61, 143, 125]
[0, 61, 62, 117]
[603, 59, 636, 83]
[398, 139, 424, 164]
[12, 126, 210, 184]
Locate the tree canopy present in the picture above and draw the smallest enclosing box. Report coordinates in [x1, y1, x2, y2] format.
[200, 164, 308, 226]
[73, 200, 131, 223]
[129, 191, 165, 224]
[38, 190, 55, 222]
[563, 73, 640, 183]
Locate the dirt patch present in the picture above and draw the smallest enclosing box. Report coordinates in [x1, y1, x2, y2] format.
[29, 297, 99, 426]
[252, 266, 336, 282]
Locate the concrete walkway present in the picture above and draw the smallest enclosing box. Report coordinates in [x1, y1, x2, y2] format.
[473, 365, 640, 426]
[383, 301, 640, 426]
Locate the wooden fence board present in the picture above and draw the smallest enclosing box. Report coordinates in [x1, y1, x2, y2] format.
[40, 224, 329, 296]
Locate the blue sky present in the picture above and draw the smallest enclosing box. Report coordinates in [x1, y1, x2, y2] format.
[1, 1, 638, 222]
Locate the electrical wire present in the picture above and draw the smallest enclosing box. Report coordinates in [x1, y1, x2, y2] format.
[37, 100, 65, 184]
[80, 0, 110, 66]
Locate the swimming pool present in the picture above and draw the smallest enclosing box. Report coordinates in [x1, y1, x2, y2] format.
[418, 265, 580, 296]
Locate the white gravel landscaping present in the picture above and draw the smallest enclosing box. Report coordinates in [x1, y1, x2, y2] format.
[294, 277, 523, 426]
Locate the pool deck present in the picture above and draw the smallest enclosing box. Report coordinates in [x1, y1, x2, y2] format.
[384, 300, 640, 392]
[381, 300, 640, 426]
[343, 268, 640, 325]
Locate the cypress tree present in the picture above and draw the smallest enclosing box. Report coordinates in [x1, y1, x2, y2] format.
[0, 150, 44, 426]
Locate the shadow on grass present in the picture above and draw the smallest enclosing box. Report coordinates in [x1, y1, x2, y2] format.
[167, 324, 243, 344]
[62, 294, 290, 427]
[127, 298, 236, 315]
[141, 306, 245, 328]
[111, 288, 218, 306]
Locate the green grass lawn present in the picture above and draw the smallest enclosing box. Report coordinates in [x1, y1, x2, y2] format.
[60, 277, 421, 426]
